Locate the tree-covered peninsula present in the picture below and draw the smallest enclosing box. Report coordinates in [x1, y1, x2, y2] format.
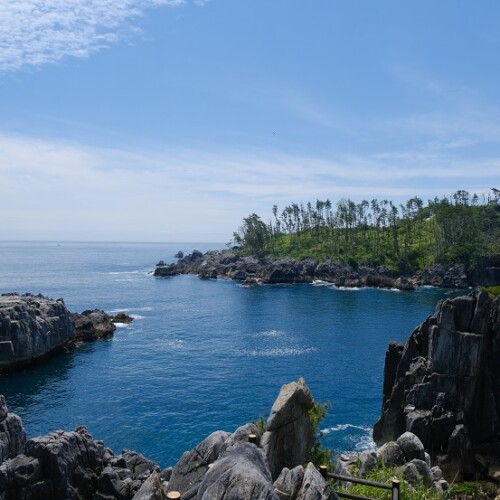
[232, 189, 500, 274]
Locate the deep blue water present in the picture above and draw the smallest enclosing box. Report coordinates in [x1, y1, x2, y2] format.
[0, 242, 465, 467]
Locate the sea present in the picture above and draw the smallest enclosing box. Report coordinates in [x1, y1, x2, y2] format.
[0, 241, 465, 468]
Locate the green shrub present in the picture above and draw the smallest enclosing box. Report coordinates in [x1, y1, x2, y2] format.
[478, 285, 500, 298]
[305, 401, 332, 468]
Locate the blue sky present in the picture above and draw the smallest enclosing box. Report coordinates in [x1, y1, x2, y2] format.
[1, 1, 499, 242]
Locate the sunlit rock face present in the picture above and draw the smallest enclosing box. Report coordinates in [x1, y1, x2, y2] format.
[374, 292, 500, 480]
[0, 293, 74, 371]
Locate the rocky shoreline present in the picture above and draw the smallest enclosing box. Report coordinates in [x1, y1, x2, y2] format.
[0, 293, 132, 372]
[153, 249, 500, 290]
[0, 379, 457, 500]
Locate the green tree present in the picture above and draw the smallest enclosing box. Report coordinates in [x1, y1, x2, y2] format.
[235, 213, 270, 256]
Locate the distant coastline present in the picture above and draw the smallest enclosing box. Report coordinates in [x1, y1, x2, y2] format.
[153, 248, 500, 290]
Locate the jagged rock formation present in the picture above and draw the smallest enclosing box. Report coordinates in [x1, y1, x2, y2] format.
[0, 379, 338, 500]
[0, 293, 120, 372]
[373, 292, 500, 481]
[70, 309, 116, 341]
[167, 430, 231, 494]
[0, 398, 161, 500]
[153, 251, 416, 290]
[0, 396, 26, 465]
[154, 249, 499, 289]
[195, 442, 278, 500]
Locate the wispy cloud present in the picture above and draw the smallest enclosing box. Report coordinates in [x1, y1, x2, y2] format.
[0, 0, 197, 72]
[1, 132, 498, 241]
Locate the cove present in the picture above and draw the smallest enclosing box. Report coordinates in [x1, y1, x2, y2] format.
[0, 242, 465, 467]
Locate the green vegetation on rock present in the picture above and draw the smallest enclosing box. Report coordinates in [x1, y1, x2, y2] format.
[305, 401, 332, 468]
[478, 285, 500, 297]
[233, 189, 500, 273]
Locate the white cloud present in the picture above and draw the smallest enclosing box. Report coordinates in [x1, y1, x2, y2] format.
[0, 0, 195, 72]
[0, 132, 498, 241]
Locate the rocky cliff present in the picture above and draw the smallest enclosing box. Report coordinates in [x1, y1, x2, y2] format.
[373, 292, 500, 481]
[0, 293, 74, 371]
[0, 293, 119, 372]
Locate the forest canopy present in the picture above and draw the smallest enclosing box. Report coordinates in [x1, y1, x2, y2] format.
[232, 189, 500, 273]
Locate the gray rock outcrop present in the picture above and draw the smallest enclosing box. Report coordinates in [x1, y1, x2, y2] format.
[0, 293, 74, 371]
[0, 406, 161, 500]
[273, 465, 304, 500]
[0, 396, 26, 465]
[295, 463, 337, 500]
[132, 471, 164, 500]
[195, 442, 278, 500]
[0, 293, 118, 372]
[373, 292, 500, 480]
[167, 430, 230, 495]
[153, 251, 416, 290]
[261, 378, 315, 480]
[71, 309, 116, 341]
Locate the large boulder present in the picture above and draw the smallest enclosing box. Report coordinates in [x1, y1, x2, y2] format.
[0, 293, 75, 371]
[196, 442, 278, 500]
[374, 292, 500, 480]
[132, 471, 164, 500]
[261, 378, 315, 480]
[296, 463, 337, 500]
[396, 432, 425, 462]
[167, 430, 230, 495]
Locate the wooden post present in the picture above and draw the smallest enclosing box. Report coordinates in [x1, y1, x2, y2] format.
[166, 492, 181, 499]
[319, 465, 328, 478]
[391, 479, 400, 500]
[248, 433, 257, 444]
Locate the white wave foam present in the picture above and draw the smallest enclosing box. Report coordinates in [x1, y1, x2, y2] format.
[354, 434, 376, 452]
[337, 286, 361, 291]
[108, 270, 140, 275]
[239, 347, 317, 357]
[254, 329, 286, 338]
[312, 280, 330, 286]
[320, 423, 376, 452]
[154, 339, 185, 349]
[320, 423, 372, 435]
[109, 307, 152, 315]
[114, 322, 130, 328]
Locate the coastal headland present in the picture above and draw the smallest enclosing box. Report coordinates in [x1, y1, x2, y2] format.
[154, 249, 500, 290]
